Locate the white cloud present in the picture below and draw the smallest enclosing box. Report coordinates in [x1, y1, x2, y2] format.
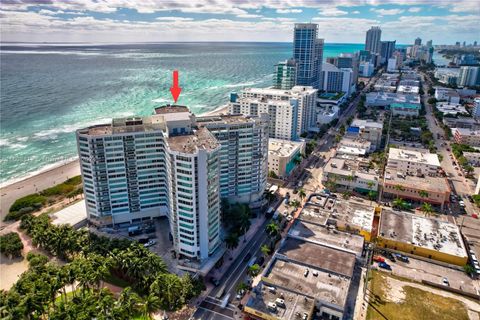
[371, 8, 405, 16]
[155, 17, 194, 21]
[276, 9, 303, 14]
[318, 7, 348, 16]
[236, 13, 263, 18]
[408, 7, 422, 13]
[352, 10, 360, 14]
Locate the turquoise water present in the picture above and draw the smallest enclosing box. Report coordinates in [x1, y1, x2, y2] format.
[0, 42, 364, 183]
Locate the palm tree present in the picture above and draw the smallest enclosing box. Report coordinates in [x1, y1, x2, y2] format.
[265, 222, 279, 238]
[394, 184, 405, 191]
[419, 190, 429, 199]
[368, 191, 378, 201]
[117, 287, 141, 315]
[225, 233, 239, 250]
[141, 293, 161, 319]
[260, 244, 271, 258]
[298, 188, 306, 202]
[367, 181, 375, 190]
[290, 199, 300, 210]
[420, 202, 434, 215]
[247, 264, 261, 277]
[393, 198, 407, 210]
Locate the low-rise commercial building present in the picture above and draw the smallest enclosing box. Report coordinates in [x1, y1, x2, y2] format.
[434, 87, 461, 104]
[377, 209, 468, 266]
[316, 105, 339, 126]
[435, 102, 468, 116]
[463, 151, 480, 166]
[346, 119, 383, 151]
[390, 102, 420, 117]
[383, 169, 450, 209]
[322, 156, 379, 193]
[268, 139, 305, 178]
[443, 116, 480, 130]
[336, 137, 372, 156]
[366, 92, 421, 108]
[397, 85, 419, 94]
[387, 147, 441, 177]
[452, 128, 480, 147]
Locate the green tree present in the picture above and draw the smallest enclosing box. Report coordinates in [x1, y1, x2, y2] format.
[419, 190, 429, 199]
[367, 191, 378, 201]
[247, 264, 261, 277]
[140, 292, 161, 319]
[420, 202, 434, 215]
[268, 170, 279, 179]
[260, 244, 271, 258]
[265, 222, 279, 238]
[225, 233, 239, 250]
[290, 199, 300, 210]
[0, 232, 24, 259]
[298, 188, 306, 202]
[393, 198, 408, 210]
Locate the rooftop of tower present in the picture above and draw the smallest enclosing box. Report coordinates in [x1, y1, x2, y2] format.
[167, 127, 219, 154]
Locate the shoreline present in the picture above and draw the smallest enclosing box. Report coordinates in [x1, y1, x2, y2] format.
[0, 104, 230, 223]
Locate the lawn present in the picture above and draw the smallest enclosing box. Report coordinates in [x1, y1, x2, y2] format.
[366, 270, 469, 320]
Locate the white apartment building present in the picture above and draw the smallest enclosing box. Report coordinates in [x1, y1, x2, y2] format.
[336, 137, 372, 156]
[77, 106, 269, 261]
[268, 139, 305, 178]
[435, 102, 468, 116]
[387, 147, 441, 177]
[229, 86, 317, 140]
[322, 156, 379, 192]
[346, 119, 383, 151]
[473, 98, 480, 119]
[320, 63, 355, 96]
[387, 57, 397, 72]
[458, 66, 480, 87]
[434, 87, 460, 104]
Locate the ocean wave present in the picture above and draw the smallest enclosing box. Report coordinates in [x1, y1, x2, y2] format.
[0, 50, 104, 56]
[32, 117, 112, 140]
[0, 138, 27, 150]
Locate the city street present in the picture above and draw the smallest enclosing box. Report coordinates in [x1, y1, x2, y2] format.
[420, 72, 478, 216]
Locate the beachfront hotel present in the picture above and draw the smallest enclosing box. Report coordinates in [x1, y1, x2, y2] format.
[76, 106, 268, 261]
[228, 86, 317, 140]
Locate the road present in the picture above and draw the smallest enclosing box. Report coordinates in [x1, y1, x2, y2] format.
[419, 72, 478, 216]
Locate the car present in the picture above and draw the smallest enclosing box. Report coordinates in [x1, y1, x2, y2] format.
[467, 195, 474, 203]
[210, 277, 220, 286]
[373, 255, 385, 263]
[442, 277, 449, 286]
[257, 256, 265, 266]
[459, 201, 465, 207]
[236, 289, 245, 300]
[394, 253, 409, 263]
[143, 240, 156, 247]
[243, 253, 252, 262]
[378, 262, 392, 270]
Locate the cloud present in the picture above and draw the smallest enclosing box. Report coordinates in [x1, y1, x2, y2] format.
[155, 17, 194, 21]
[276, 9, 302, 14]
[318, 7, 348, 16]
[352, 10, 360, 14]
[371, 8, 405, 16]
[408, 7, 422, 13]
[236, 13, 263, 18]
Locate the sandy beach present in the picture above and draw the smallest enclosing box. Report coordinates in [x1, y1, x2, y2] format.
[0, 105, 230, 224]
[0, 160, 81, 224]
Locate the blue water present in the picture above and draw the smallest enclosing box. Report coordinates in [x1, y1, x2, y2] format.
[0, 42, 364, 183]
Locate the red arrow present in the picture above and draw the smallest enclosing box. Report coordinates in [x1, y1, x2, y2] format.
[170, 70, 182, 103]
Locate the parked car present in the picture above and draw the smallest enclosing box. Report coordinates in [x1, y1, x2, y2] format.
[394, 253, 409, 263]
[459, 201, 465, 207]
[210, 277, 220, 286]
[143, 240, 156, 248]
[378, 262, 392, 270]
[442, 277, 449, 286]
[373, 255, 385, 263]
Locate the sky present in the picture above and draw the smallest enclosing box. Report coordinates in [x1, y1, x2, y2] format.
[0, 0, 479, 44]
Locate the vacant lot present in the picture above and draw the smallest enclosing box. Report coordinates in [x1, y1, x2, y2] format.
[366, 270, 473, 320]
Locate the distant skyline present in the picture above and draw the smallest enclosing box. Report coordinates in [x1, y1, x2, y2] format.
[0, 1, 479, 44]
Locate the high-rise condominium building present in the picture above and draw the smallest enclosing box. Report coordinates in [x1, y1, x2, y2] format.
[293, 23, 324, 88]
[426, 40, 433, 48]
[320, 63, 355, 96]
[414, 37, 422, 46]
[77, 106, 269, 260]
[365, 26, 382, 54]
[380, 40, 396, 64]
[229, 86, 317, 140]
[273, 58, 297, 90]
[458, 66, 480, 87]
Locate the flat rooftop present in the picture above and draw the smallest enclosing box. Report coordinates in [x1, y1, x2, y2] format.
[388, 147, 440, 167]
[245, 282, 315, 320]
[195, 113, 256, 125]
[350, 119, 383, 129]
[269, 139, 304, 158]
[79, 115, 167, 136]
[289, 220, 364, 256]
[167, 127, 219, 154]
[384, 169, 450, 193]
[154, 105, 190, 114]
[323, 157, 379, 182]
[278, 237, 356, 278]
[380, 209, 468, 258]
[328, 197, 376, 233]
[298, 202, 331, 226]
[265, 258, 350, 307]
[51, 200, 87, 227]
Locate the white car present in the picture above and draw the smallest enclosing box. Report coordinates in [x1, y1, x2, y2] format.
[143, 240, 157, 248]
[442, 277, 449, 286]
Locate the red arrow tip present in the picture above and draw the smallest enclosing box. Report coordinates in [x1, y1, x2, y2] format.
[170, 86, 182, 103]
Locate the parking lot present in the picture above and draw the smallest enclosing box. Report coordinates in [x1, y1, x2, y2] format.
[373, 252, 478, 295]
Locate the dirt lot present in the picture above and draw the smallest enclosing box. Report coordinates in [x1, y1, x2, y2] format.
[367, 270, 479, 320]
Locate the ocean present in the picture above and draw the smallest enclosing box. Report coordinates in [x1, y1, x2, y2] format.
[0, 42, 364, 183]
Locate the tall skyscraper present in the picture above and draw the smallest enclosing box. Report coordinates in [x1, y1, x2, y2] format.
[293, 23, 324, 88]
[474, 41, 478, 47]
[273, 59, 297, 90]
[458, 66, 480, 86]
[365, 26, 382, 54]
[426, 40, 433, 48]
[77, 106, 269, 261]
[414, 37, 422, 46]
[380, 40, 396, 64]
[320, 63, 355, 96]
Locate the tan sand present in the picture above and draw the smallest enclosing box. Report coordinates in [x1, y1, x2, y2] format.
[0, 160, 81, 224]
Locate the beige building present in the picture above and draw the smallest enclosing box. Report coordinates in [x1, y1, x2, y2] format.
[322, 156, 379, 192]
[346, 119, 383, 151]
[452, 128, 480, 147]
[268, 139, 305, 178]
[387, 147, 441, 177]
